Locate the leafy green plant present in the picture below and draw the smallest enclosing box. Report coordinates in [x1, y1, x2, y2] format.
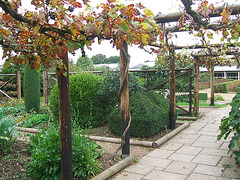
[22, 113, 49, 128]
[214, 95, 225, 101]
[28, 128, 103, 180]
[0, 108, 17, 155]
[218, 88, 240, 164]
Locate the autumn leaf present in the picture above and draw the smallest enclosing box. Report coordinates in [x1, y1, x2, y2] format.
[143, 9, 154, 17]
[220, 7, 232, 24]
[197, 1, 214, 17]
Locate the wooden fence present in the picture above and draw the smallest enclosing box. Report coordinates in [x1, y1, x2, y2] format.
[0, 71, 21, 100]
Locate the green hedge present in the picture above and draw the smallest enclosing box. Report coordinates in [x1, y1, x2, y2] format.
[215, 83, 227, 93]
[108, 91, 170, 138]
[199, 93, 208, 101]
[24, 64, 40, 112]
[49, 73, 107, 129]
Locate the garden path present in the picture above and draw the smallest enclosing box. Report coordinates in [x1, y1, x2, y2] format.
[111, 105, 240, 180]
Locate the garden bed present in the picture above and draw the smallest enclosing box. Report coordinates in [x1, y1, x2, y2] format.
[10, 121, 189, 179]
[0, 140, 123, 179]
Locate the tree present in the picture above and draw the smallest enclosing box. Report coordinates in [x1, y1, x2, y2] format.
[106, 55, 120, 64]
[91, 54, 107, 64]
[76, 55, 93, 71]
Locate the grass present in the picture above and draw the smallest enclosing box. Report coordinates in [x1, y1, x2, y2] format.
[176, 101, 228, 108]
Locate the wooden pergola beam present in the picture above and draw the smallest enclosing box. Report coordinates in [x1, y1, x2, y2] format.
[154, 3, 240, 23]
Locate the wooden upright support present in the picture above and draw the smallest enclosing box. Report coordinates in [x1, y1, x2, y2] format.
[210, 67, 215, 106]
[189, 68, 192, 116]
[194, 58, 199, 117]
[120, 41, 130, 157]
[58, 50, 73, 180]
[169, 45, 176, 130]
[43, 70, 48, 105]
[17, 71, 21, 100]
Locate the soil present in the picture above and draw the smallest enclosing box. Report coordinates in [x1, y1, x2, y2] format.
[0, 140, 122, 179]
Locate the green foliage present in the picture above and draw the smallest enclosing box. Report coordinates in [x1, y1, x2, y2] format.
[199, 72, 210, 82]
[0, 106, 17, 155]
[108, 91, 170, 138]
[99, 70, 141, 111]
[215, 83, 228, 93]
[91, 54, 107, 64]
[49, 73, 106, 129]
[27, 128, 103, 180]
[199, 93, 208, 101]
[22, 113, 49, 128]
[24, 64, 40, 112]
[91, 54, 120, 64]
[76, 56, 94, 71]
[218, 88, 240, 164]
[176, 94, 192, 102]
[214, 95, 225, 101]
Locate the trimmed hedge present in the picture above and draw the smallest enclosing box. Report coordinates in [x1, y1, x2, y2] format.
[215, 83, 227, 93]
[108, 91, 170, 138]
[199, 93, 208, 101]
[24, 64, 40, 112]
[49, 73, 107, 129]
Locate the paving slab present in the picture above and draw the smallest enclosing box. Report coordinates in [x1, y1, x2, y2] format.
[112, 106, 240, 180]
[193, 164, 224, 176]
[142, 170, 187, 180]
[164, 160, 197, 175]
[192, 154, 222, 166]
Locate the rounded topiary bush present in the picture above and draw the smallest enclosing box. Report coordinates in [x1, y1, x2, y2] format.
[49, 73, 106, 129]
[24, 63, 40, 112]
[108, 91, 170, 138]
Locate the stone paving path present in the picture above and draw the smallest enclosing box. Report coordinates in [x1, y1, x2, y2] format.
[112, 106, 240, 180]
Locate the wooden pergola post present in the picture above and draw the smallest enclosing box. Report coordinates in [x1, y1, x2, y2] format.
[17, 71, 21, 100]
[169, 45, 176, 130]
[43, 70, 48, 105]
[120, 41, 130, 157]
[210, 67, 215, 106]
[194, 57, 199, 117]
[189, 68, 192, 116]
[58, 50, 73, 180]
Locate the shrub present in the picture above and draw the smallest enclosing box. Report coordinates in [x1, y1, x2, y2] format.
[49, 73, 106, 129]
[28, 128, 103, 180]
[218, 87, 240, 164]
[24, 64, 40, 112]
[214, 95, 225, 101]
[199, 93, 208, 101]
[108, 91, 170, 138]
[215, 83, 228, 93]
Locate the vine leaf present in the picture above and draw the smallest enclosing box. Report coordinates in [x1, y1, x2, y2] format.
[220, 7, 232, 24]
[197, 0, 214, 17]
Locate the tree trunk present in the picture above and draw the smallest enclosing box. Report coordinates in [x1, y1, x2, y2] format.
[58, 50, 73, 180]
[120, 41, 130, 157]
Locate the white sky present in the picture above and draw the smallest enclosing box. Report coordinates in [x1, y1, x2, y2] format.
[0, 0, 238, 67]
